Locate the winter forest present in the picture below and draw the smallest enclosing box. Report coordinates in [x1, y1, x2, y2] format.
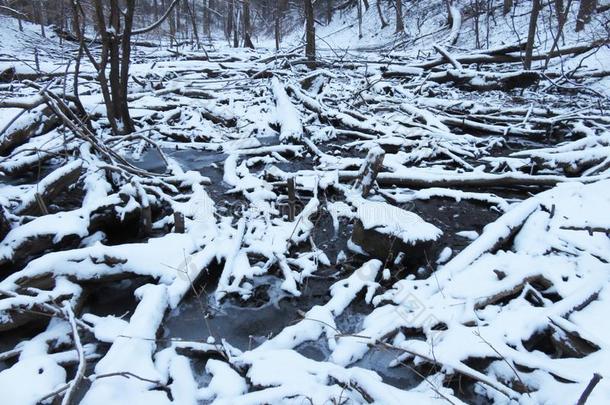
[0, 0, 609, 403]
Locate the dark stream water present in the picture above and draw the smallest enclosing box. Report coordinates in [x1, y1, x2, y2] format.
[127, 143, 505, 392]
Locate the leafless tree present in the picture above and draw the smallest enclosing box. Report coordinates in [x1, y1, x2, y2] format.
[304, 0, 315, 68]
[72, 0, 180, 135]
[524, 0, 541, 70]
[396, 0, 404, 32]
[243, 0, 254, 48]
[576, 0, 598, 31]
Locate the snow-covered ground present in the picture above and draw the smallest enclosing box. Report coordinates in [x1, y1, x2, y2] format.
[1, 1, 610, 404]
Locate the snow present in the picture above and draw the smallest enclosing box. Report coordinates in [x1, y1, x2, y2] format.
[82, 284, 170, 405]
[197, 359, 247, 401]
[270, 77, 303, 142]
[0, 356, 66, 405]
[355, 200, 442, 244]
[1, 2, 610, 404]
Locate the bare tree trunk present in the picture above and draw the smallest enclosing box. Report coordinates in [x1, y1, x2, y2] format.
[486, 0, 491, 48]
[275, 1, 281, 50]
[107, 0, 123, 130]
[168, 3, 177, 47]
[545, 0, 574, 68]
[38, 0, 46, 37]
[71, 3, 89, 124]
[75, 0, 179, 134]
[524, 0, 541, 70]
[358, 0, 363, 39]
[119, 0, 135, 133]
[395, 0, 405, 33]
[242, 0, 254, 48]
[185, 0, 200, 47]
[304, 0, 316, 69]
[175, 0, 182, 40]
[555, 0, 564, 24]
[376, 0, 388, 28]
[90, 0, 120, 134]
[576, 0, 598, 31]
[226, 0, 234, 42]
[474, 0, 481, 48]
[326, 0, 333, 24]
[503, 0, 513, 15]
[233, 1, 239, 48]
[203, 0, 211, 38]
[209, 0, 214, 36]
[59, 0, 65, 44]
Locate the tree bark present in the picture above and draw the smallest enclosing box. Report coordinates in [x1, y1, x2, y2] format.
[168, 4, 177, 47]
[304, 0, 316, 69]
[185, 0, 200, 47]
[555, 0, 564, 24]
[358, 0, 363, 39]
[275, 2, 281, 50]
[119, 0, 136, 133]
[38, 0, 46, 37]
[396, 0, 405, 32]
[377, 0, 388, 28]
[243, 0, 254, 48]
[545, 0, 573, 69]
[576, 0, 598, 32]
[233, 1, 239, 48]
[524, 0, 541, 70]
[226, 0, 234, 42]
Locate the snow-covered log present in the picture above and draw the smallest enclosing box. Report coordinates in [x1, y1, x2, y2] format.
[17, 160, 83, 215]
[270, 77, 303, 142]
[352, 146, 385, 197]
[428, 69, 541, 91]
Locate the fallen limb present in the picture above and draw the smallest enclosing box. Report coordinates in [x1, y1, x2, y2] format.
[391, 39, 610, 71]
[17, 160, 84, 215]
[0, 105, 59, 156]
[428, 69, 541, 91]
[61, 302, 87, 405]
[338, 169, 603, 189]
[577, 373, 603, 405]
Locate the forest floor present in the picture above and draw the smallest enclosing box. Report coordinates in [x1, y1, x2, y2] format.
[1, 4, 610, 404]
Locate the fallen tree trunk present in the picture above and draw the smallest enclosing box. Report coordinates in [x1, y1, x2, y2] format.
[0, 66, 97, 83]
[17, 161, 84, 216]
[0, 105, 59, 156]
[338, 169, 601, 189]
[428, 69, 541, 91]
[390, 39, 610, 71]
[0, 207, 10, 243]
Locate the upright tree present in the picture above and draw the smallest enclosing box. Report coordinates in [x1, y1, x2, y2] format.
[326, 0, 333, 24]
[396, 0, 404, 33]
[376, 0, 388, 29]
[524, 0, 541, 70]
[243, 0, 254, 48]
[576, 0, 598, 31]
[72, 0, 180, 134]
[304, 0, 316, 68]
